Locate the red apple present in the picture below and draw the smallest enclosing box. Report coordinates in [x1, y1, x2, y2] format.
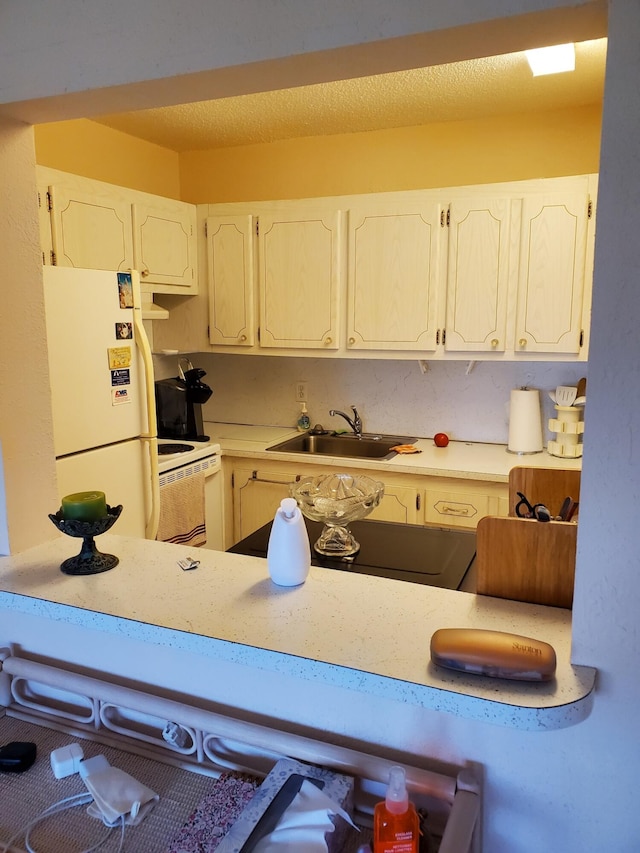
[434, 432, 449, 447]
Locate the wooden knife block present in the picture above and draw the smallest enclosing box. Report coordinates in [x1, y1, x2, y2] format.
[476, 516, 577, 609]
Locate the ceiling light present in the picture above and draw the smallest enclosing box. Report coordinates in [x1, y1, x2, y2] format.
[525, 43, 575, 76]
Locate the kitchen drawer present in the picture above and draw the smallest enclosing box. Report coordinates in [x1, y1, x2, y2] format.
[424, 488, 495, 529]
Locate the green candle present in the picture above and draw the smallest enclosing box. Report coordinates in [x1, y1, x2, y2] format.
[61, 491, 107, 522]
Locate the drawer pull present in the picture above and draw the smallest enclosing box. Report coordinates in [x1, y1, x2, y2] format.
[441, 504, 471, 515]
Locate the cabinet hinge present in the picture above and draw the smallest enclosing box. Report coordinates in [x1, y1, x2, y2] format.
[46, 191, 53, 213]
[204, 220, 208, 237]
[440, 209, 446, 227]
[579, 329, 584, 347]
[587, 199, 593, 219]
[436, 329, 440, 345]
[231, 472, 234, 488]
[50, 250, 57, 266]
[416, 493, 421, 511]
[257, 326, 261, 343]
[443, 329, 446, 345]
[255, 220, 259, 236]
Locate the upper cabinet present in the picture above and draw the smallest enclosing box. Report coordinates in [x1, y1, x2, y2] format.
[514, 191, 591, 356]
[132, 200, 196, 291]
[258, 210, 341, 350]
[346, 204, 442, 352]
[48, 182, 134, 271]
[38, 167, 198, 295]
[444, 197, 515, 354]
[206, 214, 255, 346]
[205, 208, 342, 351]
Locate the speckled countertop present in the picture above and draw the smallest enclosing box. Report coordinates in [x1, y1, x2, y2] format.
[206, 422, 582, 482]
[0, 533, 595, 732]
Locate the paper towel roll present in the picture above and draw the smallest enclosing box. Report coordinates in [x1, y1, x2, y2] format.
[508, 388, 543, 454]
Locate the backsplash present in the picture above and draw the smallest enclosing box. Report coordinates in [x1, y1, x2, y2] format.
[153, 353, 587, 446]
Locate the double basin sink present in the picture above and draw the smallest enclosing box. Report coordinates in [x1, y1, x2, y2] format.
[267, 432, 417, 461]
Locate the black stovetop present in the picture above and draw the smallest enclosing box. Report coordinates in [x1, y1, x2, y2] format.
[228, 517, 476, 589]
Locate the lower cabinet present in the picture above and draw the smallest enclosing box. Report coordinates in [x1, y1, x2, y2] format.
[230, 459, 507, 544]
[231, 464, 419, 544]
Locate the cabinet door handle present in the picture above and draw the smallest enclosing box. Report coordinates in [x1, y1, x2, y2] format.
[140, 268, 150, 278]
[239, 334, 247, 342]
[519, 338, 527, 348]
[324, 336, 333, 345]
[491, 338, 499, 348]
[250, 471, 301, 485]
[348, 337, 356, 345]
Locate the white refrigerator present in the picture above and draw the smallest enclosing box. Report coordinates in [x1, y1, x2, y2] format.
[43, 267, 160, 538]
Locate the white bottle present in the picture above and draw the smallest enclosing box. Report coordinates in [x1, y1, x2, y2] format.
[267, 498, 311, 586]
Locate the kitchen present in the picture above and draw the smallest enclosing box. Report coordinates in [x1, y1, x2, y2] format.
[1, 2, 639, 851]
[32, 44, 601, 550]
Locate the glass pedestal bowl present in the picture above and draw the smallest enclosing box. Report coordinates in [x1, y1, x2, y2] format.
[291, 473, 384, 557]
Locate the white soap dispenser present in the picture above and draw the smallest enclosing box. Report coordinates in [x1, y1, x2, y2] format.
[267, 497, 311, 586]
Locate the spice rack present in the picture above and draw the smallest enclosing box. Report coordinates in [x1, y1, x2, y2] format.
[547, 405, 584, 458]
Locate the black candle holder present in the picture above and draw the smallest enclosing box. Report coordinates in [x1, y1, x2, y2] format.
[48, 505, 123, 575]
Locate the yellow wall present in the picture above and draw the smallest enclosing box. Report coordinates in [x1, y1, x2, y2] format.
[34, 118, 181, 198]
[34, 103, 601, 205]
[179, 103, 602, 203]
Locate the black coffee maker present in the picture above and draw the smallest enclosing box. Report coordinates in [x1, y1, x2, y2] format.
[155, 360, 213, 441]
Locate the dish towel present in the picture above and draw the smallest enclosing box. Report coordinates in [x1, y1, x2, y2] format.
[157, 471, 207, 547]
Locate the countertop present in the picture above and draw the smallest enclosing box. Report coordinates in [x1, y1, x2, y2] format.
[0, 533, 595, 732]
[205, 422, 582, 482]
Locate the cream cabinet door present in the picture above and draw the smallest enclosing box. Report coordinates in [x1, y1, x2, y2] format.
[346, 205, 442, 351]
[258, 210, 341, 349]
[444, 198, 514, 353]
[132, 200, 197, 291]
[48, 184, 134, 271]
[207, 215, 255, 346]
[233, 467, 299, 543]
[515, 192, 590, 355]
[368, 484, 419, 524]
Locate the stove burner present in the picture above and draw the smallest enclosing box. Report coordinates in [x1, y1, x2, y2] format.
[158, 443, 195, 455]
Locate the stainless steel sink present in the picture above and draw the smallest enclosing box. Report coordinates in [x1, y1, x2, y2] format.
[266, 432, 417, 460]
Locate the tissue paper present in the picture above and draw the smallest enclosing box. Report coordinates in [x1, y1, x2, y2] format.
[215, 758, 355, 853]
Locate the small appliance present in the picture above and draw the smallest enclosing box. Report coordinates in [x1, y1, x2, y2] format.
[155, 359, 213, 441]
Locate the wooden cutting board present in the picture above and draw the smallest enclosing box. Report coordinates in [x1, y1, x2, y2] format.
[476, 516, 577, 608]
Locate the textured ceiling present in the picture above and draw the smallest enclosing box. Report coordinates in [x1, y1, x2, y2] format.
[93, 39, 606, 153]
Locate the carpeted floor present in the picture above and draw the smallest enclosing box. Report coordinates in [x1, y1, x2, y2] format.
[0, 715, 372, 853]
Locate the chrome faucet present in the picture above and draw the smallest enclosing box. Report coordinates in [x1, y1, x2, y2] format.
[329, 405, 363, 437]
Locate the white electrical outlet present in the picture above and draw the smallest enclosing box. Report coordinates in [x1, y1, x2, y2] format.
[295, 382, 308, 402]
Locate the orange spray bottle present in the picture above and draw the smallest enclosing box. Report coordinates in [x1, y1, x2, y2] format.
[373, 765, 419, 852]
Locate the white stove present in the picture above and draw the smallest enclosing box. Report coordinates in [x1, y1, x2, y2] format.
[157, 438, 221, 474]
